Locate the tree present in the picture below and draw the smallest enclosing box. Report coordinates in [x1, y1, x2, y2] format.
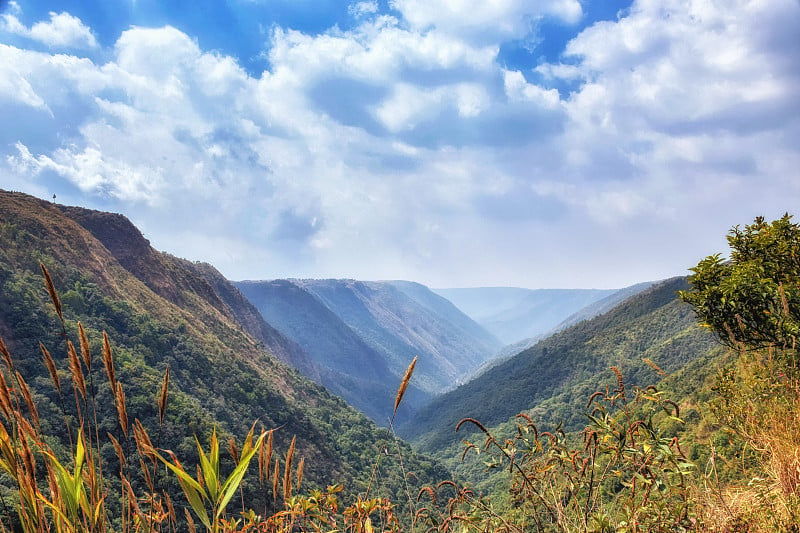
[680, 214, 800, 362]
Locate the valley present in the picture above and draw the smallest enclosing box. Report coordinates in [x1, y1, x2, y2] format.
[0, 188, 796, 531]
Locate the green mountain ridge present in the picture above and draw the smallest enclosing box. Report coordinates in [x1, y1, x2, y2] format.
[403, 277, 720, 454]
[0, 189, 447, 507]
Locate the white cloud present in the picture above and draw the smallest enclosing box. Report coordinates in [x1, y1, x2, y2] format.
[503, 69, 559, 107]
[8, 142, 162, 203]
[531, 0, 800, 226]
[390, 0, 582, 41]
[1, 10, 97, 49]
[1, 1, 798, 287]
[0, 45, 48, 108]
[349, 1, 378, 18]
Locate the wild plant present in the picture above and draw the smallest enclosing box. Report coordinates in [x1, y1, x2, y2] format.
[0, 263, 410, 532]
[696, 344, 800, 531]
[415, 369, 696, 532]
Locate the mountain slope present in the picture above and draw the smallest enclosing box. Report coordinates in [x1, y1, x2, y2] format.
[433, 287, 618, 344]
[235, 279, 501, 422]
[0, 190, 447, 504]
[235, 279, 426, 423]
[403, 277, 719, 452]
[296, 279, 502, 391]
[181, 260, 321, 381]
[491, 281, 657, 360]
[553, 280, 657, 333]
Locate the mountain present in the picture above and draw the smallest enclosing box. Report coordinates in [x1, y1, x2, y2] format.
[234, 279, 425, 423]
[553, 280, 657, 332]
[433, 287, 619, 344]
[180, 260, 321, 382]
[56, 204, 321, 382]
[0, 189, 447, 505]
[403, 277, 719, 452]
[489, 281, 658, 360]
[234, 278, 501, 422]
[298, 279, 501, 389]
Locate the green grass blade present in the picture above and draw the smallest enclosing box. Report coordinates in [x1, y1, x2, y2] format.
[197, 433, 219, 502]
[156, 451, 211, 528]
[216, 431, 266, 519]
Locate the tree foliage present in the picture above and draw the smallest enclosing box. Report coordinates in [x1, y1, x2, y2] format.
[680, 214, 800, 361]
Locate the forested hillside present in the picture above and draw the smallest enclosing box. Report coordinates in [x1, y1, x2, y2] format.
[0, 190, 447, 516]
[2, 190, 796, 531]
[404, 277, 719, 450]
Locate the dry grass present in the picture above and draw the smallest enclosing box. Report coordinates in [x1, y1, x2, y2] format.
[697, 349, 800, 531]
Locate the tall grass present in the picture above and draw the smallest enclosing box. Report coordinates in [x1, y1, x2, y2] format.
[695, 345, 800, 531]
[0, 264, 409, 532]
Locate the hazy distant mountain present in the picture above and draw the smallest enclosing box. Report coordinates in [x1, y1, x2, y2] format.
[235, 279, 501, 422]
[552, 281, 658, 333]
[487, 281, 658, 360]
[433, 287, 618, 344]
[298, 280, 502, 389]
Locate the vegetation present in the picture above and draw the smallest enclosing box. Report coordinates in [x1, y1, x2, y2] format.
[679, 214, 800, 529]
[0, 191, 448, 530]
[680, 214, 799, 360]
[1, 190, 798, 531]
[403, 277, 718, 453]
[0, 264, 416, 532]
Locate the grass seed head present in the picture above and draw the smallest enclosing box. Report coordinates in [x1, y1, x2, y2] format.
[158, 364, 170, 425]
[0, 337, 12, 371]
[40, 342, 61, 395]
[102, 331, 116, 393]
[0, 371, 13, 419]
[67, 340, 87, 399]
[273, 458, 280, 503]
[40, 262, 62, 322]
[78, 322, 91, 370]
[394, 356, 417, 417]
[115, 382, 128, 437]
[15, 371, 39, 428]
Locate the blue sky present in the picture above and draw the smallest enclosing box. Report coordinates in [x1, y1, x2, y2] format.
[1, 0, 798, 288]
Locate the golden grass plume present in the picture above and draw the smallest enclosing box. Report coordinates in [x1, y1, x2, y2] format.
[394, 356, 417, 417]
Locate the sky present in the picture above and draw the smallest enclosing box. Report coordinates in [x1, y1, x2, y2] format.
[1, 0, 798, 289]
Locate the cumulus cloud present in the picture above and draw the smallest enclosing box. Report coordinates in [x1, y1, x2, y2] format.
[531, 0, 800, 223]
[1, 0, 798, 287]
[1, 9, 97, 49]
[390, 0, 582, 41]
[349, 1, 379, 18]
